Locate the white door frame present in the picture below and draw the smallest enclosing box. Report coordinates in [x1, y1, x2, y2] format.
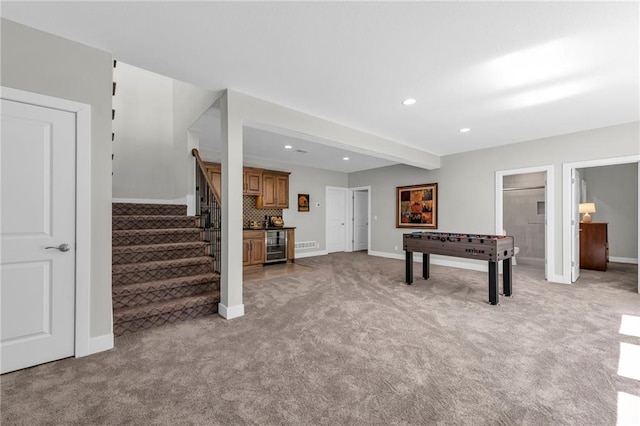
[325, 186, 348, 253]
[1, 87, 93, 357]
[562, 155, 640, 291]
[347, 186, 371, 253]
[495, 165, 555, 281]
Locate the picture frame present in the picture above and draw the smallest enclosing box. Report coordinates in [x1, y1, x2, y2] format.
[298, 193, 310, 212]
[396, 183, 438, 228]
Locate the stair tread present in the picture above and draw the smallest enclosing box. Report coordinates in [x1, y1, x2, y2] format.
[113, 228, 200, 236]
[112, 203, 187, 216]
[112, 273, 220, 296]
[113, 215, 197, 219]
[113, 292, 219, 322]
[113, 241, 207, 254]
[113, 256, 214, 273]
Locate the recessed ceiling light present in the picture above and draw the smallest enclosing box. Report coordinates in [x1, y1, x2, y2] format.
[459, 128, 471, 133]
[343, 157, 350, 161]
[402, 98, 417, 106]
[284, 145, 293, 149]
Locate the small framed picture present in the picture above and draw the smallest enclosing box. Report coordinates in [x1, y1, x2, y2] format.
[396, 183, 438, 229]
[298, 194, 310, 212]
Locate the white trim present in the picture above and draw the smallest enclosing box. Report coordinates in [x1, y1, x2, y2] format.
[1, 87, 94, 358]
[610, 257, 639, 265]
[112, 197, 187, 205]
[88, 333, 114, 355]
[218, 303, 245, 320]
[295, 250, 328, 259]
[562, 155, 640, 291]
[495, 165, 554, 282]
[75, 106, 92, 357]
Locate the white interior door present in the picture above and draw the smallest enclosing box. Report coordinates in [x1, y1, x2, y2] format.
[353, 190, 368, 251]
[1, 99, 76, 374]
[326, 187, 347, 253]
[571, 168, 581, 282]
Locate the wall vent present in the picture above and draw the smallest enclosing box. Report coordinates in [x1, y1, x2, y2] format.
[295, 241, 317, 250]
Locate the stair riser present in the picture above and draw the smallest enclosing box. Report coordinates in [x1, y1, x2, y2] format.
[113, 262, 214, 286]
[114, 303, 217, 337]
[113, 204, 186, 216]
[113, 217, 198, 231]
[113, 231, 201, 246]
[112, 247, 207, 265]
[113, 282, 217, 309]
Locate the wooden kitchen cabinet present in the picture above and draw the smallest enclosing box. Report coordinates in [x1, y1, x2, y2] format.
[243, 167, 262, 195]
[286, 228, 295, 262]
[203, 162, 222, 198]
[261, 171, 290, 208]
[201, 161, 289, 208]
[243, 230, 265, 267]
[580, 222, 608, 271]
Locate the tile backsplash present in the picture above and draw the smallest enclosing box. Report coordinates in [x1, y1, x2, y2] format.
[243, 195, 282, 227]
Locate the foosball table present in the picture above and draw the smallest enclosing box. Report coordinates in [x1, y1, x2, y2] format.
[403, 232, 515, 305]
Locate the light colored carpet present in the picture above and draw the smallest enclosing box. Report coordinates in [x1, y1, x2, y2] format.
[2, 252, 639, 425]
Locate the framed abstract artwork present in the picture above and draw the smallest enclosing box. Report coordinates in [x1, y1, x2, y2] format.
[396, 183, 438, 228]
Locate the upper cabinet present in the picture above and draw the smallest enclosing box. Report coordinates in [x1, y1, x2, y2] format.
[203, 162, 222, 197]
[243, 167, 262, 195]
[261, 171, 290, 209]
[201, 162, 289, 208]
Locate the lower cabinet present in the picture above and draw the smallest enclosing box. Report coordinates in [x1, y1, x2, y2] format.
[243, 229, 295, 268]
[243, 230, 265, 267]
[287, 228, 295, 262]
[579, 222, 608, 271]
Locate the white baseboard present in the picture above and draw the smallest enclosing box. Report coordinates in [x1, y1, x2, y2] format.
[85, 333, 114, 356]
[610, 257, 638, 264]
[112, 197, 187, 205]
[295, 250, 328, 259]
[368, 250, 487, 273]
[218, 303, 245, 320]
[186, 194, 195, 216]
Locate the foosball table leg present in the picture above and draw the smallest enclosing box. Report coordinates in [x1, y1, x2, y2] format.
[503, 258, 513, 297]
[405, 250, 413, 285]
[422, 253, 430, 279]
[488, 261, 499, 305]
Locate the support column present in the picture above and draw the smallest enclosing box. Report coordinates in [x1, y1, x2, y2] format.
[218, 90, 244, 319]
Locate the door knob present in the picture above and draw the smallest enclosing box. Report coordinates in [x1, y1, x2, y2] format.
[46, 243, 71, 252]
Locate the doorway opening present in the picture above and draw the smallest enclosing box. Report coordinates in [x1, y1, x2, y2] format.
[348, 187, 371, 253]
[562, 156, 639, 292]
[496, 165, 554, 281]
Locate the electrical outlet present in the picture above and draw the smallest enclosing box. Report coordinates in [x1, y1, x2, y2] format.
[394, 245, 398, 251]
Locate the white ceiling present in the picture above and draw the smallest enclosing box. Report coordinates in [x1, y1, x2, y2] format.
[190, 108, 398, 173]
[3, 2, 638, 172]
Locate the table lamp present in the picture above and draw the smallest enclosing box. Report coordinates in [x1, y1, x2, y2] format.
[579, 203, 596, 223]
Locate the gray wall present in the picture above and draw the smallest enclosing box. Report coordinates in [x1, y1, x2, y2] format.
[349, 122, 640, 277]
[1, 19, 113, 337]
[112, 62, 216, 200]
[580, 163, 638, 260]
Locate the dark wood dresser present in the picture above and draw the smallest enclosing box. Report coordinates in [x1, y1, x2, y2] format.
[579, 222, 608, 271]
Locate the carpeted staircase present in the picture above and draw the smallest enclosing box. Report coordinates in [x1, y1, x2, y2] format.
[112, 203, 220, 336]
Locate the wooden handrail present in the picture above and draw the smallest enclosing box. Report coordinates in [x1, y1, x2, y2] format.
[192, 148, 221, 205]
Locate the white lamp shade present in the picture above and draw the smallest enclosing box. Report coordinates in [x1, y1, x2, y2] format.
[579, 203, 596, 214]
